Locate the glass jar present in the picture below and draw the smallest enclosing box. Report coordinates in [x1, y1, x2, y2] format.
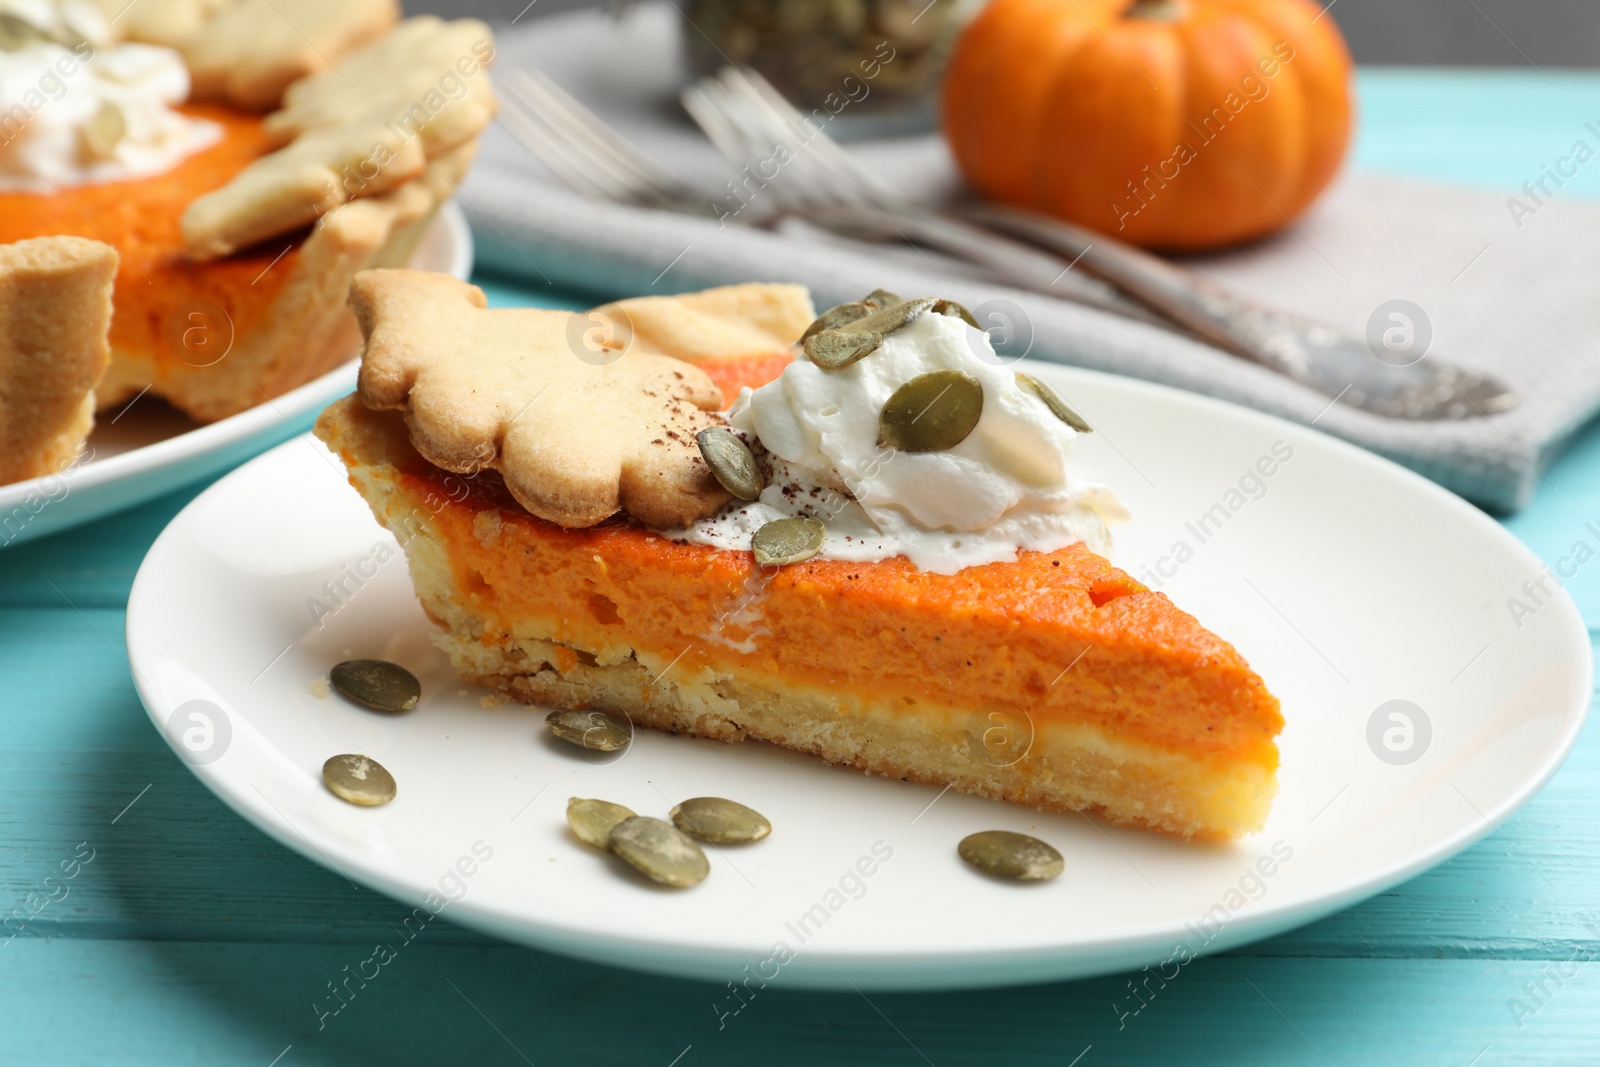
[681, 0, 981, 136]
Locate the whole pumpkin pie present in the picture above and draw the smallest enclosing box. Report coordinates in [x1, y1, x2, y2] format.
[315, 272, 1283, 840]
[0, 0, 494, 428]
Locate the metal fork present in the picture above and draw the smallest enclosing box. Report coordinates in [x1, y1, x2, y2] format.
[685, 67, 1519, 421]
[496, 68, 1150, 321]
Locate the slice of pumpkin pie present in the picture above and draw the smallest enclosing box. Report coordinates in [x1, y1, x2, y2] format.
[0, 236, 118, 487]
[315, 271, 1283, 840]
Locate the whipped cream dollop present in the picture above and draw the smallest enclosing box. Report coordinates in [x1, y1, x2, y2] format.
[0, 0, 220, 191]
[665, 305, 1128, 574]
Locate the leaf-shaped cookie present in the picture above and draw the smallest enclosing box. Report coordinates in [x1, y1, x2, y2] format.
[263, 16, 497, 156]
[350, 269, 731, 529]
[181, 15, 496, 259]
[592, 283, 814, 364]
[183, 0, 399, 111]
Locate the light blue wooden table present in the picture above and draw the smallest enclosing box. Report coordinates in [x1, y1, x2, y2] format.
[3, 71, 1598, 1065]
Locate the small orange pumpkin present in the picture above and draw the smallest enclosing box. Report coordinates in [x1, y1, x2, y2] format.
[942, 0, 1354, 250]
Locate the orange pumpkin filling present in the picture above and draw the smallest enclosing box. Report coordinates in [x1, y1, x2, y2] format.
[692, 352, 794, 399]
[396, 452, 1280, 769]
[0, 104, 296, 371]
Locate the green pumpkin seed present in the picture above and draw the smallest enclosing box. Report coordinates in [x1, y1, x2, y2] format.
[958, 830, 1064, 881]
[1016, 373, 1093, 433]
[879, 370, 984, 452]
[751, 517, 825, 567]
[933, 298, 980, 329]
[800, 300, 873, 341]
[863, 288, 903, 308]
[546, 709, 631, 752]
[804, 328, 882, 370]
[670, 797, 772, 844]
[322, 753, 397, 807]
[803, 297, 937, 371]
[567, 797, 636, 848]
[853, 295, 936, 337]
[79, 102, 125, 161]
[329, 659, 420, 713]
[0, 13, 47, 51]
[696, 427, 764, 501]
[608, 816, 710, 887]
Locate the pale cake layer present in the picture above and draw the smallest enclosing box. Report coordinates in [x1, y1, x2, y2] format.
[317, 398, 1282, 839]
[439, 628, 1276, 840]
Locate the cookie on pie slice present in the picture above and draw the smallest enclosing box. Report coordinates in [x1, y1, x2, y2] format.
[90, 0, 234, 50]
[183, 0, 400, 110]
[0, 237, 118, 487]
[315, 274, 1282, 840]
[589, 283, 814, 397]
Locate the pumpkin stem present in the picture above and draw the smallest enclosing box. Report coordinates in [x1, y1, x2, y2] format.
[1125, 0, 1182, 19]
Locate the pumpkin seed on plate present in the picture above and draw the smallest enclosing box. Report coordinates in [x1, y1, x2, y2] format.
[329, 659, 421, 713]
[863, 288, 903, 308]
[322, 753, 397, 807]
[804, 328, 882, 370]
[696, 428, 764, 501]
[670, 797, 772, 844]
[1016, 372, 1093, 433]
[608, 816, 710, 887]
[957, 830, 1064, 881]
[567, 797, 636, 848]
[932, 298, 980, 329]
[879, 370, 984, 452]
[751, 517, 825, 567]
[800, 300, 873, 341]
[79, 102, 125, 161]
[546, 709, 631, 752]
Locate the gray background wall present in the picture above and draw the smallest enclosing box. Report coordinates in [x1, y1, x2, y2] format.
[411, 0, 1600, 67]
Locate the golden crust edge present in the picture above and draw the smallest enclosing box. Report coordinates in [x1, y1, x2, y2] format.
[0, 236, 117, 486]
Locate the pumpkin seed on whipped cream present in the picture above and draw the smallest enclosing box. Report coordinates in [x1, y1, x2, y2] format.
[656, 295, 1127, 574]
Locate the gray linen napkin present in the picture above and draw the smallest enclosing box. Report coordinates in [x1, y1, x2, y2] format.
[461, 2, 1600, 512]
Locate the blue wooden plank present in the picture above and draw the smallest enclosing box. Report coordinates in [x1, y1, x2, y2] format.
[1501, 418, 1600, 631]
[2, 941, 1596, 1066]
[1355, 70, 1600, 197]
[0, 481, 213, 610]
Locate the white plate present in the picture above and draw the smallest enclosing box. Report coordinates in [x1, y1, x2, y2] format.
[0, 202, 471, 549]
[126, 363, 1591, 991]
